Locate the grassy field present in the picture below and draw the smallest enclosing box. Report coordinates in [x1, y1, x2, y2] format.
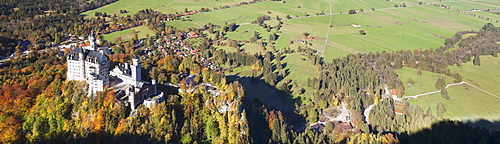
[449, 56, 500, 98]
[167, 20, 200, 30]
[227, 66, 253, 76]
[322, 5, 494, 60]
[187, 1, 320, 26]
[395, 67, 456, 96]
[82, 0, 248, 17]
[470, 11, 500, 20]
[201, 3, 494, 60]
[102, 26, 155, 42]
[86, 0, 496, 58]
[406, 56, 500, 129]
[279, 53, 319, 99]
[408, 86, 500, 123]
[441, 1, 500, 11]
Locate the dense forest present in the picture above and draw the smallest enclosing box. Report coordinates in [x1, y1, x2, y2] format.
[0, 0, 117, 56]
[1, 0, 500, 143]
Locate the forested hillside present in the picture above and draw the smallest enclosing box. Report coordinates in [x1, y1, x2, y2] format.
[1, 0, 500, 143]
[0, 0, 117, 56]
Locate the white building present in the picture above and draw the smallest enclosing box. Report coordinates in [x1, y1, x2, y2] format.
[67, 33, 110, 95]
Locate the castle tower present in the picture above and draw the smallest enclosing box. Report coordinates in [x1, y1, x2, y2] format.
[152, 78, 157, 94]
[131, 56, 142, 85]
[88, 32, 96, 50]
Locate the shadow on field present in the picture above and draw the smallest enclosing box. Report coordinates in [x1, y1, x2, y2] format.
[465, 119, 500, 132]
[398, 120, 500, 143]
[227, 75, 293, 111]
[227, 75, 306, 143]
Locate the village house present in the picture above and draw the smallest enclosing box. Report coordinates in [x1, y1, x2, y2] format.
[187, 31, 200, 38]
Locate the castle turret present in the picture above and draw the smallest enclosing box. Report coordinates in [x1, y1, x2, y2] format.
[131, 56, 142, 85]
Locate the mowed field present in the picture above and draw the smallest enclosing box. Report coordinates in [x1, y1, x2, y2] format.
[82, 0, 248, 17]
[440, 1, 500, 11]
[187, 1, 321, 26]
[178, 1, 496, 60]
[406, 56, 500, 129]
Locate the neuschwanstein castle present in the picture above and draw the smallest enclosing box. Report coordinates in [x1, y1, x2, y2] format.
[66, 33, 163, 110]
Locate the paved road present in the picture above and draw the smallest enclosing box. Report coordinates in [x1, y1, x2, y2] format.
[321, 0, 333, 57]
[404, 82, 464, 99]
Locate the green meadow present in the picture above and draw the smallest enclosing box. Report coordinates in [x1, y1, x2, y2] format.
[82, 0, 248, 17]
[440, 1, 500, 11]
[187, 1, 320, 26]
[408, 85, 500, 124]
[450, 56, 500, 98]
[102, 26, 155, 41]
[191, 2, 494, 60]
[167, 20, 200, 30]
[395, 67, 455, 96]
[406, 56, 500, 127]
[322, 5, 494, 60]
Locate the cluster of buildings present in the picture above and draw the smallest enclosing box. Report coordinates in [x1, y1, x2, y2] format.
[66, 33, 163, 110]
[155, 32, 224, 73]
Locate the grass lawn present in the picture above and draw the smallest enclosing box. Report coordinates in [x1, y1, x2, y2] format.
[103, 26, 155, 42]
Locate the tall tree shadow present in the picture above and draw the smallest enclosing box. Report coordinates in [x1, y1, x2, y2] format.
[227, 75, 306, 143]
